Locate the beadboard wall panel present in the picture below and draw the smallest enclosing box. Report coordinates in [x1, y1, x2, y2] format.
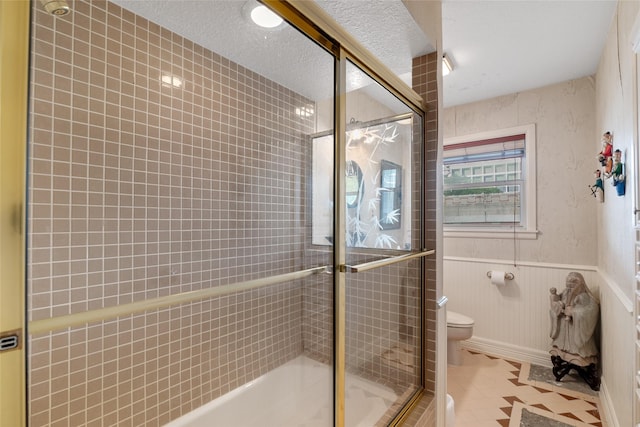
[443, 257, 599, 365]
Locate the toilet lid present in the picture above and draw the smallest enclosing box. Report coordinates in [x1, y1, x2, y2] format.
[447, 311, 474, 327]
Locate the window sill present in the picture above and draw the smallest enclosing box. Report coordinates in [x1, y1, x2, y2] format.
[443, 228, 539, 240]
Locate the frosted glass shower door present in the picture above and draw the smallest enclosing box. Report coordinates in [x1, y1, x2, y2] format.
[342, 60, 427, 426]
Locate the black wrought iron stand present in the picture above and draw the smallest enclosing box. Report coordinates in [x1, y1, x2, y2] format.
[551, 355, 600, 391]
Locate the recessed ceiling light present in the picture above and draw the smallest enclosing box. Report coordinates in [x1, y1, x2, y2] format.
[250, 4, 283, 28]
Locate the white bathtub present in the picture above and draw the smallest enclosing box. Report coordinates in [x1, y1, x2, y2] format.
[165, 355, 398, 427]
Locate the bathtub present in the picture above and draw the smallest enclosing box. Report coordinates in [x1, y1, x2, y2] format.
[165, 355, 398, 427]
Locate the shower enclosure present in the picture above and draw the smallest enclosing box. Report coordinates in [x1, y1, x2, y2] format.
[2, 0, 435, 425]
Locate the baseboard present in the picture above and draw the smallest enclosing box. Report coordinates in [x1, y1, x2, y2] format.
[460, 336, 553, 367]
[599, 377, 620, 427]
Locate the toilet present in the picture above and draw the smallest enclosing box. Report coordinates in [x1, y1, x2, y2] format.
[446, 310, 474, 365]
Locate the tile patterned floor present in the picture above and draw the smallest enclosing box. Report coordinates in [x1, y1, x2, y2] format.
[447, 350, 606, 427]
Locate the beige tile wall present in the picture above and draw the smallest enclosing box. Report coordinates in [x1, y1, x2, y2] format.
[413, 52, 439, 406]
[371, 53, 440, 426]
[28, 1, 315, 425]
[27, 0, 437, 426]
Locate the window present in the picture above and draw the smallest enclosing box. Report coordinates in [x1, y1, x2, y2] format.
[443, 124, 537, 239]
[379, 160, 402, 230]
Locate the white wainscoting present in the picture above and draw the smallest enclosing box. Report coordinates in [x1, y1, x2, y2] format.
[443, 257, 599, 367]
[597, 273, 634, 427]
[444, 257, 631, 426]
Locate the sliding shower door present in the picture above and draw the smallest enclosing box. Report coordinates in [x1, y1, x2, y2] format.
[26, 1, 338, 426]
[23, 1, 430, 426]
[342, 60, 426, 425]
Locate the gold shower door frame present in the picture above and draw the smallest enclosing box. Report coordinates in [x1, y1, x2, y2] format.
[2, 1, 429, 426]
[0, 1, 29, 426]
[267, 3, 430, 424]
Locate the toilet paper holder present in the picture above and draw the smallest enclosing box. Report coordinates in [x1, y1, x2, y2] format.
[486, 271, 514, 280]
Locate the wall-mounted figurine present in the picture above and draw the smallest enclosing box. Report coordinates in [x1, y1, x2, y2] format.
[589, 169, 604, 202]
[609, 149, 625, 196]
[597, 131, 613, 174]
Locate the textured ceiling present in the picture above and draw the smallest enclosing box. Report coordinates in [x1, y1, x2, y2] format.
[109, 0, 617, 108]
[109, 0, 430, 105]
[316, 0, 434, 77]
[109, 0, 330, 101]
[441, 0, 617, 107]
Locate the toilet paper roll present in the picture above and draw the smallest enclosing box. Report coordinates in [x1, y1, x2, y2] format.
[490, 270, 506, 286]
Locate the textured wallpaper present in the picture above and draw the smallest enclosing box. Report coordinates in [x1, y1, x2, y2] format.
[594, 2, 640, 426]
[443, 76, 597, 266]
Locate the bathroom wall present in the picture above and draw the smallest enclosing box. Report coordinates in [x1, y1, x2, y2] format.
[412, 52, 440, 427]
[443, 76, 597, 265]
[443, 3, 640, 421]
[27, 1, 438, 426]
[594, 1, 640, 425]
[27, 1, 316, 425]
[442, 76, 598, 363]
[443, 260, 598, 363]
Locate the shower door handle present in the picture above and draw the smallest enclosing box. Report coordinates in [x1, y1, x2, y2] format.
[340, 249, 435, 273]
[29, 266, 328, 334]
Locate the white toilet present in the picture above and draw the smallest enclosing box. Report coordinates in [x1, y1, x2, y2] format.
[446, 311, 474, 365]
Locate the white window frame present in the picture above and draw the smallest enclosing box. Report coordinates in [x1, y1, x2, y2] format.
[443, 124, 538, 239]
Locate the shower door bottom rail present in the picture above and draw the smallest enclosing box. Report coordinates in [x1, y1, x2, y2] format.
[28, 265, 328, 335]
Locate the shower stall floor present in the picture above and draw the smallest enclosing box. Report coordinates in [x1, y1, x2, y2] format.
[165, 355, 398, 427]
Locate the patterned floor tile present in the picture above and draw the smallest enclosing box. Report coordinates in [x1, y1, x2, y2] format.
[448, 350, 607, 427]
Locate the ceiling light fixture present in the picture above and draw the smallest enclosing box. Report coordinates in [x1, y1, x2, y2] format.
[250, 4, 283, 28]
[442, 53, 454, 76]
